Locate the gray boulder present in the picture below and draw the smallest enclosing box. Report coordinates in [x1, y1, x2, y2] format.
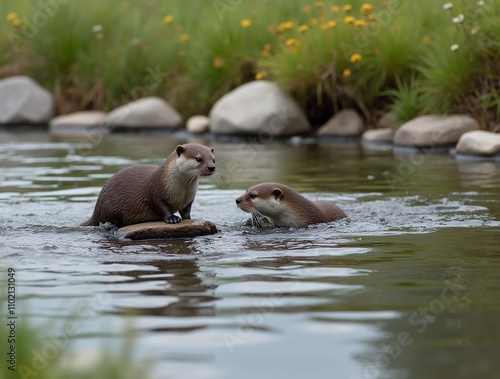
[394, 115, 479, 147]
[317, 109, 364, 137]
[0, 76, 55, 124]
[362, 128, 394, 144]
[378, 111, 402, 129]
[456, 131, 500, 156]
[209, 80, 310, 136]
[50, 111, 107, 129]
[116, 220, 217, 240]
[107, 97, 183, 129]
[186, 115, 210, 133]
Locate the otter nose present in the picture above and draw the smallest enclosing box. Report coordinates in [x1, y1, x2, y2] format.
[208, 166, 215, 172]
[235, 198, 241, 205]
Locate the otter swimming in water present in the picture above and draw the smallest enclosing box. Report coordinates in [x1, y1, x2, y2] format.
[236, 182, 346, 227]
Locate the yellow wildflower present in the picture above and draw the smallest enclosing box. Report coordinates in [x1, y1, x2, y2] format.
[303, 5, 312, 13]
[298, 24, 309, 33]
[213, 56, 224, 68]
[315, 1, 324, 8]
[180, 33, 190, 42]
[327, 20, 337, 28]
[255, 71, 268, 80]
[321, 23, 329, 31]
[261, 50, 269, 57]
[350, 53, 362, 63]
[342, 69, 352, 78]
[422, 36, 431, 45]
[163, 15, 173, 24]
[7, 12, 17, 22]
[355, 19, 367, 27]
[361, 3, 374, 13]
[310, 18, 318, 26]
[344, 16, 355, 24]
[343, 4, 353, 12]
[286, 38, 297, 47]
[331, 5, 340, 12]
[263, 43, 272, 51]
[241, 19, 251, 27]
[368, 14, 376, 21]
[10, 17, 21, 26]
[278, 21, 294, 31]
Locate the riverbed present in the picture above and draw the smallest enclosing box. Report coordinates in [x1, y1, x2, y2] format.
[1, 131, 500, 379]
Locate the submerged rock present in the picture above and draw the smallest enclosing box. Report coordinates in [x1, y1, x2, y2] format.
[0, 76, 55, 124]
[186, 115, 210, 133]
[317, 109, 364, 137]
[456, 130, 500, 157]
[116, 219, 217, 240]
[394, 115, 479, 147]
[106, 97, 183, 130]
[49, 111, 106, 131]
[209, 80, 310, 136]
[362, 128, 394, 144]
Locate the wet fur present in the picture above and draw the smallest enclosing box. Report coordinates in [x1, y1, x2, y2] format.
[236, 182, 346, 227]
[80, 143, 215, 227]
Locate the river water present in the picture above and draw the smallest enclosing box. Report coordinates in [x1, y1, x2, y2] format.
[1, 131, 500, 379]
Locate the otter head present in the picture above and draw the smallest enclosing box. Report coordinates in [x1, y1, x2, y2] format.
[236, 183, 287, 219]
[175, 143, 215, 177]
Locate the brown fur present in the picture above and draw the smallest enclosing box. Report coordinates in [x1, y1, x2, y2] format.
[236, 182, 346, 227]
[80, 143, 215, 227]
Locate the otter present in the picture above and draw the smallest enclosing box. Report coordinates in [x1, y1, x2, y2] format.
[80, 143, 215, 227]
[236, 182, 346, 228]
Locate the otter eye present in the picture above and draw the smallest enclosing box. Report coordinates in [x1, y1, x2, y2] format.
[250, 194, 257, 199]
[195, 157, 202, 162]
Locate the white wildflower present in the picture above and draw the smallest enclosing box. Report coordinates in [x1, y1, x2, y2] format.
[450, 44, 459, 51]
[471, 27, 479, 35]
[92, 25, 103, 34]
[477, 0, 484, 6]
[443, 2, 453, 10]
[452, 14, 465, 23]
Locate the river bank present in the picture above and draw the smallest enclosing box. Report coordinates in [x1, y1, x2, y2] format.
[1, 0, 499, 129]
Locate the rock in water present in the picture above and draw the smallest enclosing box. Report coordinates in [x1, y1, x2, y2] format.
[116, 220, 217, 240]
[0, 76, 55, 124]
[209, 80, 310, 136]
[106, 97, 183, 130]
[394, 115, 479, 147]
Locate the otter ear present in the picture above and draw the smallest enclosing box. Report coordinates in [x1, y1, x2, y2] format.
[176, 145, 185, 157]
[210, 147, 214, 153]
[272, 188, 283, 200]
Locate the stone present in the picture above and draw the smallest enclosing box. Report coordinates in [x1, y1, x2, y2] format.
[0, 76, 55, 124]
[456, 130, 500, 156]
[49, 111, 107, 132]
[209, 80, 310, 136]
[362, 128, 394, 144]
[377, 111, 402, 129]
[116, 219, 217, 240]
[106, 97, 183, 129]
[317, 109, 364, 137]
[394, 115, 479, 147]
[186, 115, 210, 133]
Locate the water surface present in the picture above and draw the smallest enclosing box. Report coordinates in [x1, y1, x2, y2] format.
[1, 131, 500, 379]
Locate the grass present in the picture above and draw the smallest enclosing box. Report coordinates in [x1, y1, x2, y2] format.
[0, 293, 152, 379]
[1, 0, 499, 129]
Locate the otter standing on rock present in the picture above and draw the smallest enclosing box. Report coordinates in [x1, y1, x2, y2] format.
[81, 143, 215, 228]
[236, 182, 346, 228]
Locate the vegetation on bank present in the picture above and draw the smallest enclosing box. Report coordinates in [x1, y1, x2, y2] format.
[1, 0, 499, 129]
[0, 295, 152, 379]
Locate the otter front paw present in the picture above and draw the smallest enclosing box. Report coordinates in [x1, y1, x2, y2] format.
[164, 215, 182, 224]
